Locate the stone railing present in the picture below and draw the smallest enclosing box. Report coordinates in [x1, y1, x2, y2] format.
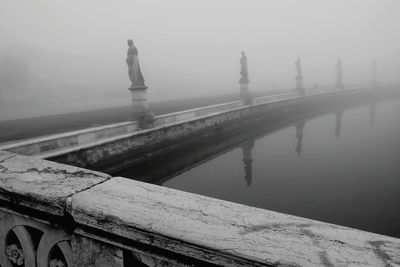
[154, 100, 244, 126]
[0, 101, 247, 159]
[0, 88, 341, 160]
[1, 150, 400, 266]
[0, 121, 139, 158]
[46, 88, 352, 172]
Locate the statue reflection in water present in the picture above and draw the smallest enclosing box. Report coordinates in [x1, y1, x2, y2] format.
[370, 102, 377, 127]
[295, 120, 306, 155]
[241, 140, 255, 186]
[335, 109, 344, 139]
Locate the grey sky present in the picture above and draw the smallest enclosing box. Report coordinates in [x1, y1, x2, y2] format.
[2, 1, 399, 60]
[0, 0, 400, 119]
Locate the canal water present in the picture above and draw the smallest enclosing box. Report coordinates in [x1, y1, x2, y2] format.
[160, 100, 400, 238]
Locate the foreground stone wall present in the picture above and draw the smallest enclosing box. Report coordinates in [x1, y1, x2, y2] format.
[1, 150, 400, 266]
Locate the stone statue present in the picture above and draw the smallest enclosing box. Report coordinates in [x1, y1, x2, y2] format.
[336, 59, 342, 75]
[126, 39, 146, 88]
[369, 102, 377, 127]
[126, 39, 154, 128]
[336, 58, 343, 89]
[371, 60, 377, 86]
[294, 57, 302, 79]
[239, 51, 249, 83]
[294, 56, 304, 94]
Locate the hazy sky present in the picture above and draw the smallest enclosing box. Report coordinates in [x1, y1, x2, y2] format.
[1, 0, 400, 118]
[2, 0, 400, 79]
[2, 0, 399, 60]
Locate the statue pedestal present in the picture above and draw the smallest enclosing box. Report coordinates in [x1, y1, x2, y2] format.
[240, 82, 252, 105]
[128, 86, 155, 129]
[295, 77, 305, 96]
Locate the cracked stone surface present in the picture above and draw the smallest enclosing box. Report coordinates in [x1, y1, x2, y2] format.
[2, 148, 400, 266]
[71, 177, 400, 267]
[0, 150, 110, 216]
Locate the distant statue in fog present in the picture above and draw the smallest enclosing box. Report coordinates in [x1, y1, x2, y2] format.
[369, 102, 377, 127]
[336, 58, 342, 79]
[371, 60, 378, 86]
[294, 57, 304, 95]
[336, 58, 344, 89]
[239, 51, 249, 83]
[294, 57, 302, 78]
[126, 39, 146, 88]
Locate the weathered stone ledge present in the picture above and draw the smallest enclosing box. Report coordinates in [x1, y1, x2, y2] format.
[0, 150, 110, 216]
[1, 151, 400, 266]
[70, 177, 400, 267]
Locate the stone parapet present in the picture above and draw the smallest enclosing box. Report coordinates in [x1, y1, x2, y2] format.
[1, 151, 400, 266]
[0, 150, 110, 216]
[0, 121, 139, 157]
[0, 100, 247, 159]
[0, 88, 342, 168]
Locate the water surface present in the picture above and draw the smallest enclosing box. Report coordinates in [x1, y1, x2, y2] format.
[162, 100, 400, 238]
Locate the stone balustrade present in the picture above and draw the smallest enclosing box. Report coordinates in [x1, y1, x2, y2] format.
[154, 100, 244, 126]
[1, 150, 400, 266]
[44, 88, 346, 171]
[0, 121, 139, 158]
[0, 101, 247, 159]
[0, 88, 341, 163]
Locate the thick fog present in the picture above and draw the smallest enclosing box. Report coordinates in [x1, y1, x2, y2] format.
[0, 0, 400, 120]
